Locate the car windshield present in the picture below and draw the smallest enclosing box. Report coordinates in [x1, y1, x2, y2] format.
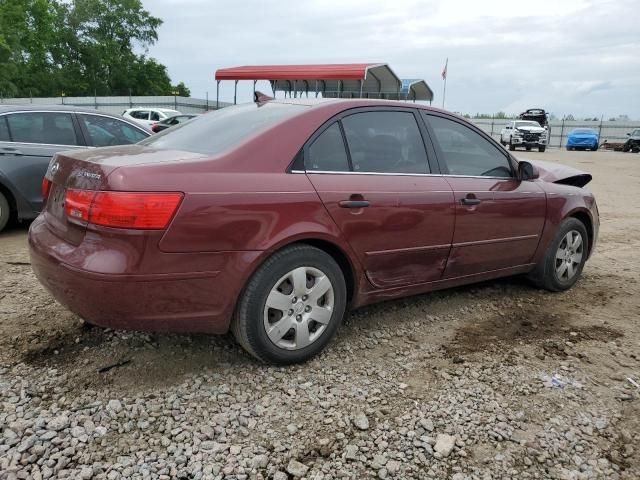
[515, 121, 540, 127]
[572, 129, 597, 134]
[140, 103, 306, 155]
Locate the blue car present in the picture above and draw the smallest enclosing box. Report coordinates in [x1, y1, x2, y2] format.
[566, 128, 599, 151]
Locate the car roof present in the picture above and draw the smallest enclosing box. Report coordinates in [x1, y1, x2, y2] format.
[0, 104, 128, 117]
[266, 97, 450, 114]
[127, 107, 180, 113]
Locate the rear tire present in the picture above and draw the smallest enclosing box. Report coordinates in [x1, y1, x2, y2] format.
[528, 218, 589, 292]
[538, 146, 546, 152]
[0, 192, 11, 233]
[525, 146, 532, 151]
[231, 244, 347, 364]
[591, 144, 598, 151]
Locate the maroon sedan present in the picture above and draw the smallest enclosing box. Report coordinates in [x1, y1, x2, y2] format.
[29, 99, 598, 364]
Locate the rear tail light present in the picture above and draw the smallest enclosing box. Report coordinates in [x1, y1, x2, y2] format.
[151, 124, 161, 133]
[42, 178, 52, 203]
[64, 190, 183, 229]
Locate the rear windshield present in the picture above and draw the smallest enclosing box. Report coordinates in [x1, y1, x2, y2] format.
[572, 129, 597, 134]
[140, 102, 306, 155]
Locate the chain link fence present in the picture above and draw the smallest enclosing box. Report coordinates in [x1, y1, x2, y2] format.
[0, 95, 232, 115]
[469, 118, 638, 149]
[1, 95, 638, 148]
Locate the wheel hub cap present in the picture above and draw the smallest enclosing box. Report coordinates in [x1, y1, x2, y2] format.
[555, 230, 584, 282]
[263, 266, 335, 351]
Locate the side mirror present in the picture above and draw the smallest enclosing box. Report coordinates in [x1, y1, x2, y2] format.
[518, 161, 539, 181]
[627, 133, 631, 136]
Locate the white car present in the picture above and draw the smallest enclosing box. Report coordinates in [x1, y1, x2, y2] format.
[122, 108, 182, 128]
[500, 120, 547, 152]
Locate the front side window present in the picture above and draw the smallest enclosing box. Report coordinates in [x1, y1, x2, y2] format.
[150, 111, 161, 121]
[0, 117, 9, 141]
[426, 114, 513, 178]
[80, 115, 148, 147]
[306, 123, 349, 172]
[6, 112, 78, 146]
[342, 111, 429, 174]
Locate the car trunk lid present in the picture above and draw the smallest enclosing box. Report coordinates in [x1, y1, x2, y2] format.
[43, 145, 205, 245]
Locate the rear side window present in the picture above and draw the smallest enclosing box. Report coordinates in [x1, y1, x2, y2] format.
[341, 111, 429, 174]
[0, 117, 9, 141]
[130, 110, 149, 120]
[426, 114, 512, 178]
[306, 123, 349, 172]
[140, 102, 306, 156]
[5, 112, 78, 146]
[150, 111, 161, 121]
[80, 114, 148, 147]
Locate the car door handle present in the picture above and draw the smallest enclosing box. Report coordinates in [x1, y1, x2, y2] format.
[461, 197, 481, 206]
[0, 147, 22, 155]
[339, 200, 370, 208]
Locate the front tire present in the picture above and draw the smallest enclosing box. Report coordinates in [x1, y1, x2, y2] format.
[232, 244, 347, 364]
[528, 218, 589, 292]
[508, 137, 516, 151]
[538, 146, 546, 152]
[0, 192, 11, 233]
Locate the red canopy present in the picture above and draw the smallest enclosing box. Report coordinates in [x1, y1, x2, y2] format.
[215, 63, 383, 81]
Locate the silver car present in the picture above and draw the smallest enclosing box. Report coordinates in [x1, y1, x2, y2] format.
[0, 105, 150, 232]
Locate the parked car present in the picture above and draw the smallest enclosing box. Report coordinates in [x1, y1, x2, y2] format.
[622, 129, 640, 152]
[0, 105, 150, 232]
[151, 114, 198, 133]
[122, 108, 181, 128]
[500, 120, 548, 152]
[29, 100, 599, 364]
[566, 128, 599, 151]
[518, 108, 549, 129]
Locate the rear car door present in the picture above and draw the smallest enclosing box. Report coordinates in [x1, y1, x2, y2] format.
[303, 108, 455, 289]
[0, 111, 85, 215]
[77, 114, 149, 147]
[423, 112, 546, 278]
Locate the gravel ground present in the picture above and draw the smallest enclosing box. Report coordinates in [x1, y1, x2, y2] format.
[1, 149, 639, 480]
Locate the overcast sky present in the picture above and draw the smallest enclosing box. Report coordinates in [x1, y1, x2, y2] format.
[141, 0, 640, 119]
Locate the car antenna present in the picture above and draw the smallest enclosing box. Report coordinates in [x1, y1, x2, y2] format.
[254, 91, 274, 103]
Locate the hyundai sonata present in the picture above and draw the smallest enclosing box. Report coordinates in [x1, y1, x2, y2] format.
[29, 99, 599, 364]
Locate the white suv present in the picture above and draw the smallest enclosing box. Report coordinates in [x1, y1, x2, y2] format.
[122, 108, 182, 128]
[500, 120, 548, 152]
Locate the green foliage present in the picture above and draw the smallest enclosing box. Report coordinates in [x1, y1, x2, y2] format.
[0, 0, 188, 97]
[172, 82, 191, 97]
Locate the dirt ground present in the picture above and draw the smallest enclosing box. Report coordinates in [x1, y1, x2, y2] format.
[1, 148, 639, 479]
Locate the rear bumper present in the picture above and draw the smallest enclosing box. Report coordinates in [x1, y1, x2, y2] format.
[28, 215, 260, 334]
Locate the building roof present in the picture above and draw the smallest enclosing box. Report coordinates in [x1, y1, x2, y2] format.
[214, 63, 434, 102]
[400, 79, 434, 102]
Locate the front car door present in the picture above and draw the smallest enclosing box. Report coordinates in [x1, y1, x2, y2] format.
[303, 108, 455, 289]
[0, 111, 85, 217]
[423, 112, 546, 278]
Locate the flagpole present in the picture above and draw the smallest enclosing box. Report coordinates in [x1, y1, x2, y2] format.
[442, 76, 446, 109]
[441, 58, 448, 109]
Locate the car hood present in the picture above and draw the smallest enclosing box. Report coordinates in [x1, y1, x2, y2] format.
[516, 126, 545, 133]
[523, 159, 592, 187]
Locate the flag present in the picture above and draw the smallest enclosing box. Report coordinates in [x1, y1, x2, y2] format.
[441, 58, 448, 80]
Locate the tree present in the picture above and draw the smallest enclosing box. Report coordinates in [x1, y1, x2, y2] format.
[564, 114, 575, 121]
[0, 0, 188, 97]
[172, 82, 191, 97]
